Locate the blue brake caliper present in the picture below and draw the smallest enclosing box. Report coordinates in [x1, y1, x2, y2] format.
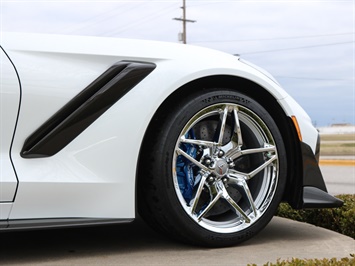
[176, 129, 199, 204]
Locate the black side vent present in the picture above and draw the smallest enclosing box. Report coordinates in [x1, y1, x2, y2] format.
[21, 61, 156, 158]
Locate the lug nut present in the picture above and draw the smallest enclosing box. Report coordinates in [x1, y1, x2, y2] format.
[222, 177, 228, 183]
[265, 152, 272, 159]
[208, 176, 215, 183]
[217, 150, 225, 158]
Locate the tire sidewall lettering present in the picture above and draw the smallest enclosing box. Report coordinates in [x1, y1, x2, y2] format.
[201, 94, 251, 106]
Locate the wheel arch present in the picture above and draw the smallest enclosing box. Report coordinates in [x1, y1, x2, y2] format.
[137, 75, 304, 213]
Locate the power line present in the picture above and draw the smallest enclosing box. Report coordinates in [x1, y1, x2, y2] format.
[64, 3, 146, 34]
[191, 32, 355, 44]
[239, 41, 354, 55]
[103, 3, 177, 36]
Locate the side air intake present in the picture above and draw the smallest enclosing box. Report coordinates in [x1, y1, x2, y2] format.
[21, 61, 156, 158]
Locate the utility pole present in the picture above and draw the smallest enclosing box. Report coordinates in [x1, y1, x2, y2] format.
[173, 0, 196, 44]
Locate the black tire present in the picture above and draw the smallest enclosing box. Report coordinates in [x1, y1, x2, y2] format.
[138, 88, 287, 247]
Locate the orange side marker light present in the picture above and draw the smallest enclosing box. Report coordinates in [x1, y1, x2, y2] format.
[291, 116, 302, 141]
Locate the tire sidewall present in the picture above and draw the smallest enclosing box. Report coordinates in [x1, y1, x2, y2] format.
[148, 88, 287, 246]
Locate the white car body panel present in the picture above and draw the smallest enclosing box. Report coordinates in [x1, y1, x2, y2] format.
[1, 32, 318, 221]
[0, 47, 19, 206]
[278, 96, 318, 151]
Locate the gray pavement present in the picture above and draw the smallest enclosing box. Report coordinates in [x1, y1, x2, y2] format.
[320, 164, 355, 195]
[0, 217, 354, 265]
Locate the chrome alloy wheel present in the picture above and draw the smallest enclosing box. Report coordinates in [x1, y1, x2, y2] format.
[173, 103, 279, 233]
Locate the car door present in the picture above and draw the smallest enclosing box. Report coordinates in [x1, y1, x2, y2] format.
[0, 46, 20, 219]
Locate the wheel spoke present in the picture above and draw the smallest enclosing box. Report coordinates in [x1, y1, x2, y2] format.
[225, 195, 251, 223]
[177, 148, 210, 172]
[233, 107, 243, 147]
[229, 154, 277, 180]
[217, 106, 229, 146]
[248, 155, 277, 179]
[180, 137, 215, 148]
[197, 187, 222, 221]
[219, 181, 251, 223]
[226, 145, 276, 161]
[190, 173, 208, 215]
[229, 168, 248, 177]
[228, 175, 258, 218]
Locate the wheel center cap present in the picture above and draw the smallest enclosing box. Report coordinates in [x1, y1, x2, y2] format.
[215, 159, 228, 177]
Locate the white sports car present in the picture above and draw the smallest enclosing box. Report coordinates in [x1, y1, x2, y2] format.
[0, 32, 342, 247]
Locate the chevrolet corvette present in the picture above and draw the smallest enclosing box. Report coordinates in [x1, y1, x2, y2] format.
[0, 32, 342, 247]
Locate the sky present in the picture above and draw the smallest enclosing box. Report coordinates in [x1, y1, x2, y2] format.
[0, 0, 354, 127]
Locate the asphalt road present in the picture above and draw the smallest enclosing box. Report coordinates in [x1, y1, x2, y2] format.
[320, 164, 355, 195]
[0, 165, 354, 265]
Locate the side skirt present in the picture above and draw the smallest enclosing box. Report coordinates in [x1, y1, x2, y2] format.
[0, 218, 133, 231]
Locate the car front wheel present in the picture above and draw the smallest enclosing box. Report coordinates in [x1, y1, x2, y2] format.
[138, 88, 287, 247]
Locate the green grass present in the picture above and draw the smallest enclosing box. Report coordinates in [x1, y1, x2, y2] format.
[320, 134, 355, 142]
[248, 256, 355, 266]
[320, 145, 355, 156]
[320, 133, 355, 156]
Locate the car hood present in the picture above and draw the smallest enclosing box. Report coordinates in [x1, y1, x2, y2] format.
[1, 32, 238, 64]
